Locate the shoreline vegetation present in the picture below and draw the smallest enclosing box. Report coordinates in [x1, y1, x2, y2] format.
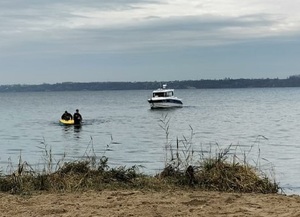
[0, 124, 279, 195]
[0, 145, 279, 195]
[2, 75, 300, 92]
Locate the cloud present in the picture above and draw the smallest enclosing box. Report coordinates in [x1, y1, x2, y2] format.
[1, 0, 300, 56]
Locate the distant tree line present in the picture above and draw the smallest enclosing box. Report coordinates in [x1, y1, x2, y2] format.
[1, 76, 300, 92]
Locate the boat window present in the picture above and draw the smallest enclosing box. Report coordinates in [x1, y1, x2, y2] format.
[154, 93, 165, 97]
[166, 92, 173, 97]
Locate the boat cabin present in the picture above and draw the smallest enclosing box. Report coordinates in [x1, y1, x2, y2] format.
[153, 90, 174, 98]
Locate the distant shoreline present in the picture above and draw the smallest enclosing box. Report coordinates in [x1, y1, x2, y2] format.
[2, 76, 300, 92]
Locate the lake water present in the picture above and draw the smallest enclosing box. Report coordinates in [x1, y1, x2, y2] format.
[0, 88, 300, 194]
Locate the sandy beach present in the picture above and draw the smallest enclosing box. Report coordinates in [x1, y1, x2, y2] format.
[1, 190, 300, 217]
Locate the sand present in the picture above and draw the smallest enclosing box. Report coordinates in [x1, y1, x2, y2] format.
[1, 190, 300, 217]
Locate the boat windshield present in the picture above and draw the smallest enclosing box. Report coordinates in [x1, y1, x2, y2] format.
[167, 91, 173, 97]
[153, 91, 173, 97]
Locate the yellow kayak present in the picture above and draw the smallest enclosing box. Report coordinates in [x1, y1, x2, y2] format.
[59, 119, 74, 125]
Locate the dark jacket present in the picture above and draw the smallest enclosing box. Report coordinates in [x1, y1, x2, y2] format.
[61, 112, 72, 120]
[73, 112, 82, 124]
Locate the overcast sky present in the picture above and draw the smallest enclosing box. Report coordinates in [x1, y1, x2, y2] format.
[0, 0, 300, 84]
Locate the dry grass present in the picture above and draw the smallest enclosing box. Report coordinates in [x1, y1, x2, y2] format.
[0, 150, 279, 195]
[159, 159, 278, 193]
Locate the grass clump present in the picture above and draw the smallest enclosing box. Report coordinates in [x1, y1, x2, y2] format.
[196, 159, 277, 193]
[0, 158, 150, 194]
[157, 156, 278, 194]
[157, 115, 279, 194]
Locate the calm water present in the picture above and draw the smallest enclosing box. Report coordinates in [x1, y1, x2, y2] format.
[1, 88, 300, 194]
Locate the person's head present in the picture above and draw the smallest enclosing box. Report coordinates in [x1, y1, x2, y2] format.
[65, 111, 68, 113]
[76, 109, 79, 113]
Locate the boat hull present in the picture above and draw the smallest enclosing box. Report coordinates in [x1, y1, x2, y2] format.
[148, 98, 183, 109]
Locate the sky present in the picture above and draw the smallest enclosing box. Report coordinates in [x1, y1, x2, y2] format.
[0, 0, 300, 85]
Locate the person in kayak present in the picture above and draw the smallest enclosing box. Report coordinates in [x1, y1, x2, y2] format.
[73, 109, 82, 125]
[61, 111, 72, 121]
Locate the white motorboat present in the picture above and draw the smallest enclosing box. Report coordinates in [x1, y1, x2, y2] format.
[147, 84, 183, 109]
